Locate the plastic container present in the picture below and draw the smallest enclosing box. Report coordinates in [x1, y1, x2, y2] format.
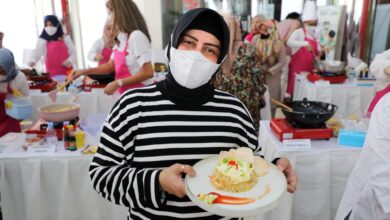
[4, 96, 33, 120]
[75, 130, 85, 149]
[338, 129, 367, 148]
[79, 113, 107, 136]
[45, 122, 57, 144]
[20, 120, 33, 132]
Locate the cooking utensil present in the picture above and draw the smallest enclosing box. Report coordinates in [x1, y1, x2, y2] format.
[281, 98, 338, 127]
[310, 49, 324, 72]
[38, 103, 80, 122]
[321, 60, 346, 73]
[271, 99, 293, 112]
[48, 77, 73, 102]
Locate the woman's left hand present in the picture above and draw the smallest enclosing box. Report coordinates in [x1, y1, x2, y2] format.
[276, 157, 297, 193]
[104, 81, 119, 95]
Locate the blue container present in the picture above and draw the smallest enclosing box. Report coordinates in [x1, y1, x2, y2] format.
[4, 96, 33, 120]
[338, 129, 367, 148]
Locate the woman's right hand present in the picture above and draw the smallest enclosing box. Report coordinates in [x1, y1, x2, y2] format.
[306, 43, 313, 52]
[159, 163, 196, 198]
[385, 66, 390, 76]
[95, 54, 103, 62]
[71, 69, 88, 81]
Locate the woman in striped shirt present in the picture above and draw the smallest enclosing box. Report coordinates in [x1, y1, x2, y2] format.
[89, 8, 297, 220]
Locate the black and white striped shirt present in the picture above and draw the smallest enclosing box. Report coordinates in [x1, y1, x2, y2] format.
[89, 84, 260, 219]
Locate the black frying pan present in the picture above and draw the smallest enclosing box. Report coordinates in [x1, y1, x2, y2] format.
[281, 98, 338, 128]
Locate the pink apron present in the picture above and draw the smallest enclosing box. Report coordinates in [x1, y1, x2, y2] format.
[98, 47, 113, 66]
[113, 34, 144, 94]
[0, 83, 21, 137]
[367, 83, 390, 116]
[46, 40, 72, 76]
[287, 28, 319, 95]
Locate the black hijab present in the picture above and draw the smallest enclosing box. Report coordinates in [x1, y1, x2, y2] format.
[157, 8, 230, 106]
[39, 15, 64, 42]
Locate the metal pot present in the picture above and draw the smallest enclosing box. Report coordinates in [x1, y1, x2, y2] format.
[319, 60, 346, 75]
[281, 98, 338, 128]
[38, 103, 80, 122]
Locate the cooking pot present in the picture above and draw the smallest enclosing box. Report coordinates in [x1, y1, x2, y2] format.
[281, 98, 338, 127]
[316, 60, 346, 75]
[38, 103, 80, 122]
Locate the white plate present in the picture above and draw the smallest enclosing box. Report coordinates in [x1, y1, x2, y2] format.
[185, 156, 287, 217]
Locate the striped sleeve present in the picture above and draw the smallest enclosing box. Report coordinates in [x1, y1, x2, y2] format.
[89, 96, 164, 209]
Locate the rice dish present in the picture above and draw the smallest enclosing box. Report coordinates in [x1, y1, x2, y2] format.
[210, 147, 269, 192]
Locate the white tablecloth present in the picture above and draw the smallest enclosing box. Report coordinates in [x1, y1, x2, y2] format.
[0, 118, 363, 220]
[258, 120, 362, 220]
[0, 134, 128, 220]
[293, 74, 375, 118]
[30, 90, 119, 122]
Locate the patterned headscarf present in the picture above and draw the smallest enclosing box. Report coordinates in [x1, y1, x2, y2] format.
[252, 19, 282, 67]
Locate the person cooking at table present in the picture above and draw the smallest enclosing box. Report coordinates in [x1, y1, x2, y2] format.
[72, 0, 154, 95]
[27, 15, 77, 77]
[0, 48, 29, 137]
[286, 0, 320, 96]
[86, 18, 116, 84]
[88, 8, 297, 220]
[366, 49, 390, 116]
[336, 92, 390, 220]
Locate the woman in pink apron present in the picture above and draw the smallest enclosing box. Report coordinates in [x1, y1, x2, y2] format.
[87, 19, 116, 84]
[286, 28, 319, 95]
[28, 15, 76, 77]
[0, 48, 29, 137]
[72, 0, 154, 95]
[286, 1, 320, 96]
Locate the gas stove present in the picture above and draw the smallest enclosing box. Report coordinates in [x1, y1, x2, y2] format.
[27, 74, 57, 92]
[270, 118, 333, 141]
[25, 117, 79, 140]
[307, 71, 347, 84]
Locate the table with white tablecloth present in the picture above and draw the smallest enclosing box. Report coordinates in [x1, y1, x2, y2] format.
[0, 133, 127, 220]
[258, 120, 362, 220]
[0, 117, 363, 220]
[29, 90, 120, 122]
[293, 74, 375, 118]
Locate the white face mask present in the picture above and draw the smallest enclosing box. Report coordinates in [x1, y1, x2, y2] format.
[45, 26, 57, 36]
[307, 26, 317, 35]
[169, 47, 220, 89]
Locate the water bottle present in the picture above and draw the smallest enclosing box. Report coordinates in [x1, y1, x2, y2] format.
[348, 67, 356, 83]
[45, 122, 57, 144]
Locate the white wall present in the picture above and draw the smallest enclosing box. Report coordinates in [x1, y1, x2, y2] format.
[0, 0, 38, 65]
[73, 0, 108, 68]
[134, 0, 163, 49]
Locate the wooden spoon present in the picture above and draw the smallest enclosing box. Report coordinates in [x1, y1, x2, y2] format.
[48, 78, 73, 102]
[271, 99, 293, 112]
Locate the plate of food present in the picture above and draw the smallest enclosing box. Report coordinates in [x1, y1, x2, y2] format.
[185, 147, 287, 218]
